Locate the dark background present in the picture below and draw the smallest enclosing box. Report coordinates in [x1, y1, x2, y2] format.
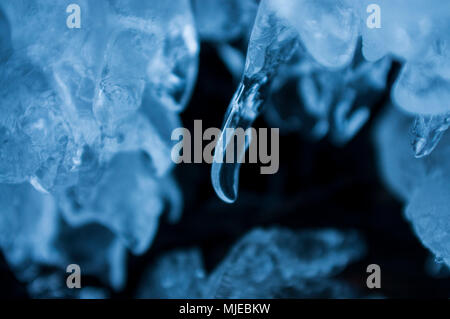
[2, 43, 449, 299]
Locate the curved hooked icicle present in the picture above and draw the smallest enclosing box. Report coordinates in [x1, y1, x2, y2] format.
[211, 0, 299, 203]
[211, 77, 269, 203]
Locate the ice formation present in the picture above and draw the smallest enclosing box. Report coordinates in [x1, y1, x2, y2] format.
[203, 0, 450, 281]
[0, 182, 127, 289]
[0, 0, 198, 189]
[210, 0, 450, 203]
[375, 108, 450, 267]
[137, 248, 206, 299]
[137, 228, 366, 298]
[192, 0, 258, 43]
[0, 0, 449, 298]
[211, 0, 300, 203]
[210, 0, 369, 202]
[0, 0, 196, 294]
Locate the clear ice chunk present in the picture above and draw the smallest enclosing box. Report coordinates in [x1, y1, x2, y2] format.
[393, 63, 450, 117]
[0, 0, 199, 189]
[0, 54, 77, 188]
[136, 228, 366, 298]
[0, 0, 195, 292]
[274, 0, 359, 68]
[405, 172, 450, 267]
[59, 152, 181, 255]
[358, 0, 450, 136]
[205, 228, 365, 298]
[375, 108, 450, 267]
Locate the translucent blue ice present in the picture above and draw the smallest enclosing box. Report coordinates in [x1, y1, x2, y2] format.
[137, 249, 206, 299]
[137, 228, 366, 298]
[358, 0, 450, 155]
[205, 228, 365, 298]
[59, 152, 182, 255]
[375, 108, 450, 267]
[210, 0, 450, 202]
[28, 273, 109, 299]
[211, 0, 299, 203]
[210, 0, 390, 202]
[0, 182, 127, 291]
[192, 0, 258, 43]
[1, 0, 449, 297]
[0, 0, 194, 292]
[0, 0, 198, 190]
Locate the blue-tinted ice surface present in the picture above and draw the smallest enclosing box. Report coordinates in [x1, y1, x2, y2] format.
[1, 0, 198, 189]
[201, 0, 450, 278]
[0, 182, 128, 289]
[137, 228, 367, 298]
[1, 0, 449, 297]
[375, 108, 450, 267]
[0, 0, 196, 294]
[137, 248, 207, 299]
[192, 0, 258, 43]
[209, 0, 450, 202]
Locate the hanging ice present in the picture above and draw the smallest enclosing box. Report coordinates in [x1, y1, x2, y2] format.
[211, 0, 299, 203]
[210, 0, 450, 203]
[211, 0, 370, 203]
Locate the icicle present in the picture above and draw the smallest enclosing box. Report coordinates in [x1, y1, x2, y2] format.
[211, 0, 298, 203]
[411, 113, 450, 158]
